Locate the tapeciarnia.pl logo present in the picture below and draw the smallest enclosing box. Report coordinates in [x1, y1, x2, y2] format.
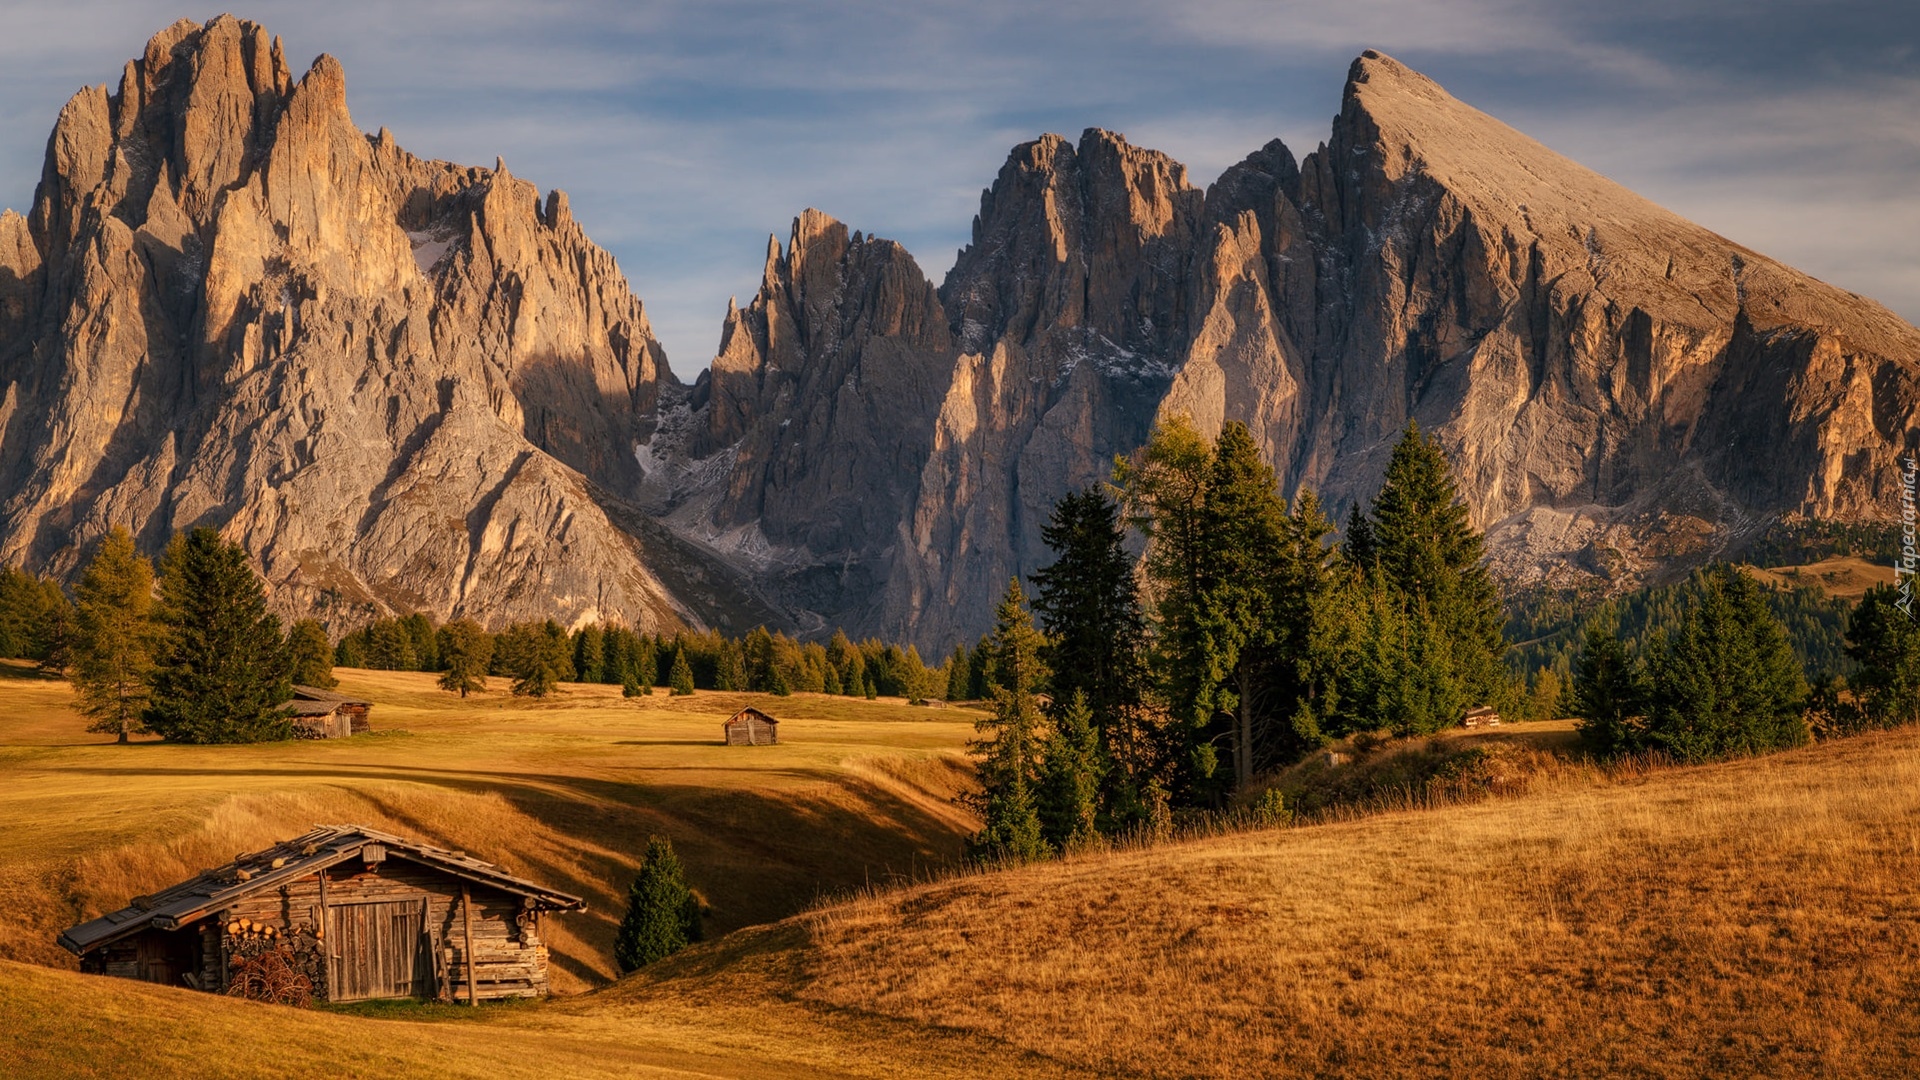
[1899, 456, 1917, 619]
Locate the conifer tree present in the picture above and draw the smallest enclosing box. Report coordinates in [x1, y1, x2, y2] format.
[400, 613, 439, 671]
[1572, 624, 1643, 753]
[1352, 422, 1506, 725]
[287, 619, 335, 689]
[862, 669, 878, 699]
[668, 648, 696, 695]
[968, 580, 1051, 861]
[144, 529, 293, 743]
[1845, 585, 1920, 728]
[1039, 691, 1104, 848]
[436, 619, 492, 697]
[613, 836, 702, 973]
[71, 527, 156, 743]
[499, 621, 567, 697]
[635, 635, 658, 692]
[1031, 485, 1151, 795]
[365, 619, 417, 671]
[573, 625, 606, 684]
[1192, 422, 1292, 790]
[1643, 565, 1807, 760]
[822, 660, 843, 696]
[944, 643, 970, 701]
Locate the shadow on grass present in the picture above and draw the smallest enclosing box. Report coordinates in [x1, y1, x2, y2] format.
[50, 756, 976, 988]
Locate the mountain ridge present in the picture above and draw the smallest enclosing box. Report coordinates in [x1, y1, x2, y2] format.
[0, 23, 1912, 651]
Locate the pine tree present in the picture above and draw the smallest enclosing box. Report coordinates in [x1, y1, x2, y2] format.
[1643, 565, 1807, 761]
[1572, 625, 1643, 753]
[287, 619, 335, 689]
[612, 836, 702, 973]
[144, 529, 293, 744]
[1039, 691, 1104, 848]
[668, 648, 695, 696]
[71, 527, 156, 743]
[1845, 586, 1920, 728]
[967, 580, 1051, 861]
[436, 619, 492, 697]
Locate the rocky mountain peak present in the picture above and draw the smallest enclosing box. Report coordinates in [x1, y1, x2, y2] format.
[0, 17, 689, 633]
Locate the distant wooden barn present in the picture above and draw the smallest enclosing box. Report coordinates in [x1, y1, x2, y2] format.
[1463, 705, 1503, 729]
[723, 707, 778, 746]
[58, 825, 584, 1004]
[286, 685, 372, 739]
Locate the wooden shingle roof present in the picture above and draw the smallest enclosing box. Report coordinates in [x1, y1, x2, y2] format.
[58, 824, 585, 956]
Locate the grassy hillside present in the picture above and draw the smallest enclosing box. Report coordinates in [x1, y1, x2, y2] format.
[0, 663, 982, 987]
[8, 662, 1918, 1077]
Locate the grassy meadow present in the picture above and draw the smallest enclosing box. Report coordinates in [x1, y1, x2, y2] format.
[5, 662, 1918, 1078]
[0, 662, 983, 986]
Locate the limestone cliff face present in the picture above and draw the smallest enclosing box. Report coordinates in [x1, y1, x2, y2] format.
[1160, 51, 1920, 587]
[675, 210, 953, 629]
[845, 56, 1916, 648]
[0, 16, 686, 630]
[878, 131, 1200, 647]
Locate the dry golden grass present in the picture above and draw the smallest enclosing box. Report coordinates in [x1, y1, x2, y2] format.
[1742, 556, 1896, 600]
[10, 660, 1920, 1078]
[0, 664, 982, 988]
[744, 725, 1920, 1078]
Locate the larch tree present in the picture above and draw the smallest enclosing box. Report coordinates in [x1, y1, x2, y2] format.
[287, 619, 335, 689]
[436, 619, 492, 697]
[144, 528, 293, 744]
[71, 526, 157, 743]
[668, 647, 696, 696]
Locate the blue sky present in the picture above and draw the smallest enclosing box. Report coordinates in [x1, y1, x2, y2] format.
[2, 1, 1914, 379]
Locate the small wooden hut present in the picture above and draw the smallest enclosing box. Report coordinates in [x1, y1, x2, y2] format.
[1463, 705, 1503, 729]
[58, 825, 584, 1004]
[723, 706, 779, 746]
[286, 685, 372, 739]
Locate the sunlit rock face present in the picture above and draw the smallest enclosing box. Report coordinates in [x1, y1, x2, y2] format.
[0, 16, 700, 631]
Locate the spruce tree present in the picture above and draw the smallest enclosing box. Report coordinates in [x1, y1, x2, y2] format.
[287, 619, 335, 689]
[668, 648, 696, 695]
[1643, 565, 1807, 761]
[400, 613, 439, 671]
[436, 619, 492, 697]
[145, 529, 293, 744]
[573, 625, 606, 684]
[613, 836, 702, 973]
[1572, 625, 1643, 753]
[1031, 485, 1151, 796]
[1355, 422, 1506, 723]
[944, 643, 970, 701]
[71, 527, 156, 743]
[1845, 586, 1920, 728]
[967, 580, 1051, 861]
[1192, 422, 1291, 790]
[1038, 691, 1104, 848]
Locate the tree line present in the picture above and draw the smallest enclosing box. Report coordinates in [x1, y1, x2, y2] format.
[333, 616, 945, 702]
[1571, 568, 1919, 761]
[966, 416, 1920, 862]
[0, 525, 951, 743]
[966, 418, 1512, 859]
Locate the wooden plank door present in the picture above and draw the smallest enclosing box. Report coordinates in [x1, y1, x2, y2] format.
[327, 900, 429, 1001]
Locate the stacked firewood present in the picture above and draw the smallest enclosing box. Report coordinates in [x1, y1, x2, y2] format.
[223, 919, 327, 1007]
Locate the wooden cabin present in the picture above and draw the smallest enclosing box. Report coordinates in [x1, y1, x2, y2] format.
[58, 825, 584, 1004]
[286, 685, 372, 739]
[723, 707, 778, 746]
[1463, 705, 1503, 729]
